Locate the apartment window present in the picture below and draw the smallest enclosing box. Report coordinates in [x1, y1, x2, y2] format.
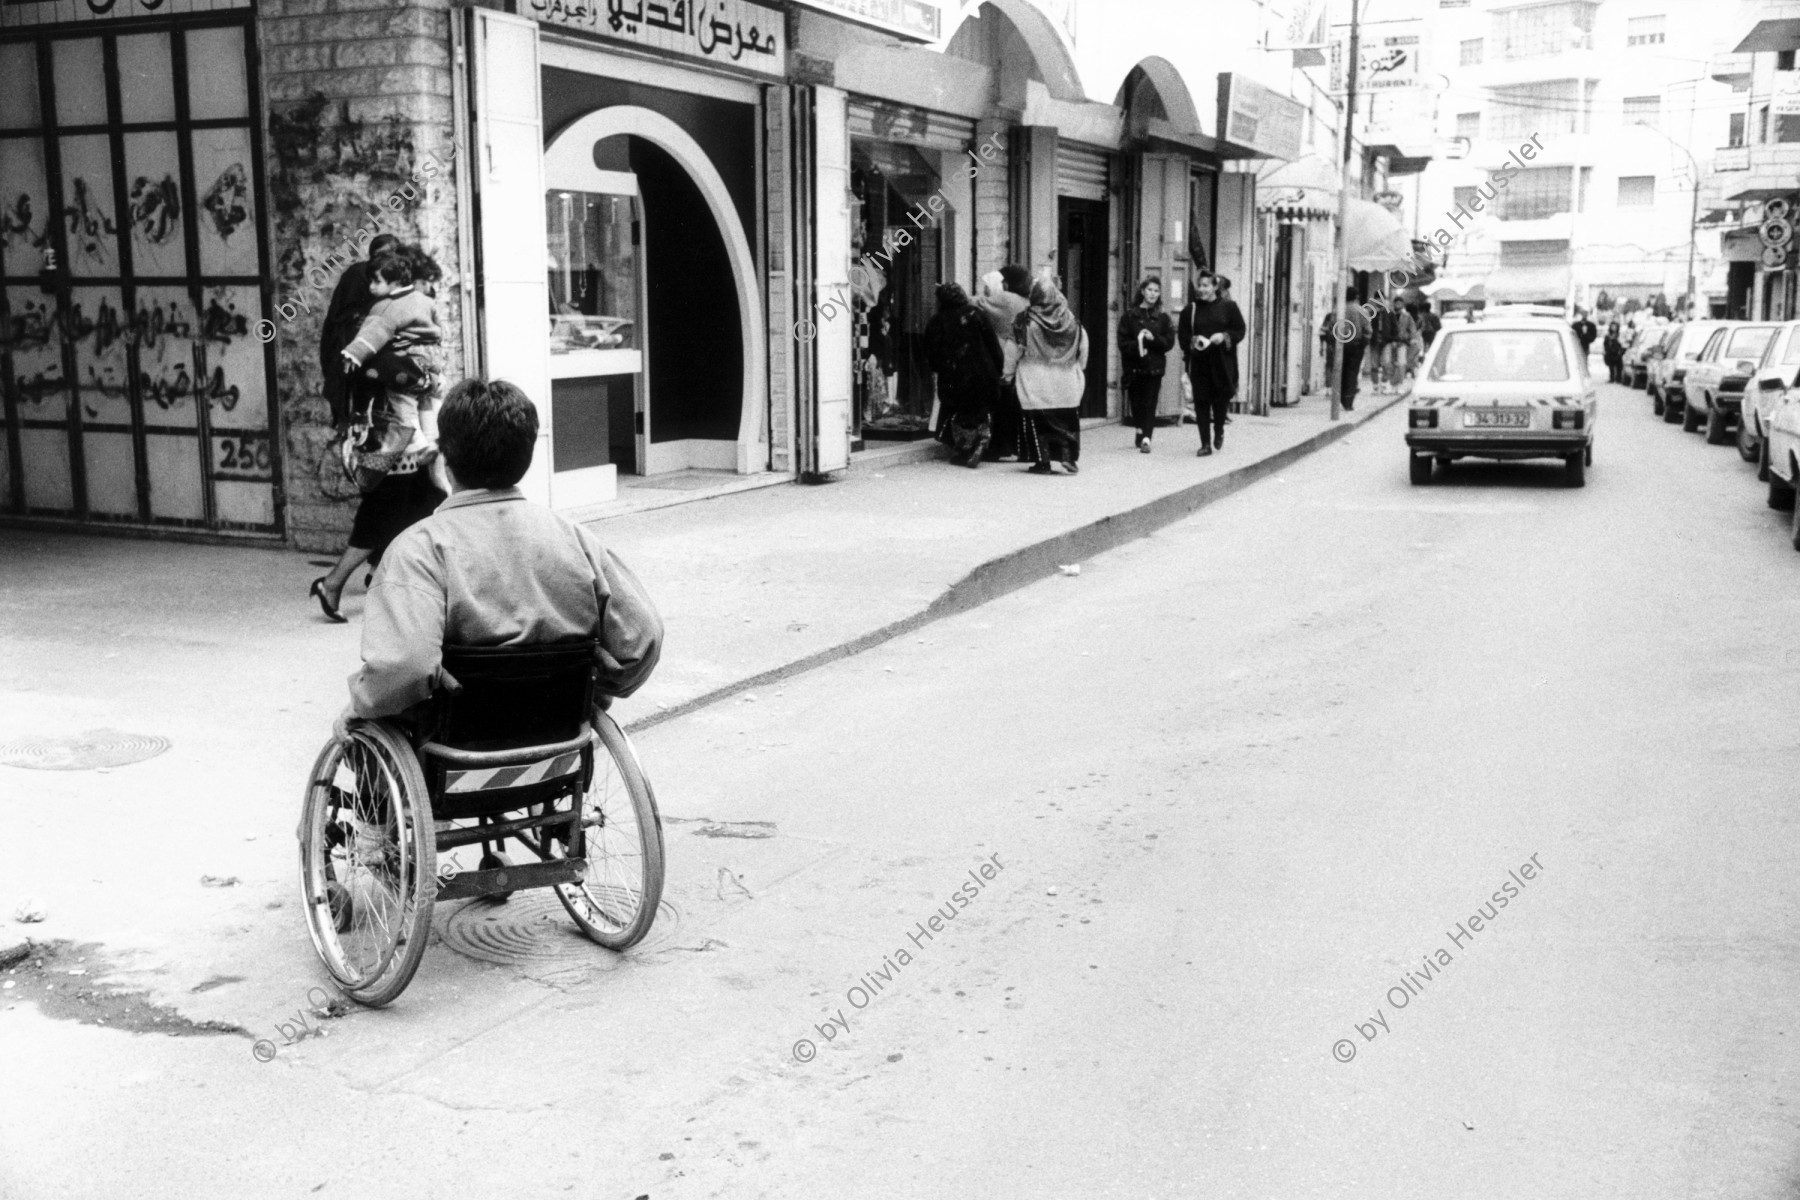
[1762, 105, 1771, 143]
[1624, 96, 1660, 130]
[1729, 112, 1745, 148]
[1779, 50, 1796, 71]
[1453, 186, 1480, 210]
[1500, 240, 1571, 267]
[1493, 2, 1597, 60]
[1456, 112, 1481, 141]
[1492, 81, 1580, 140]
[1579, 166, 1592, 212]
[1460, 38, 1484, 65]
[1781, 115, 1800, 144]
[1617, 175, 1656, 207]
[1583, 81, 1598, 134]
[1626, 15, 1665, 46]
[1494, 167, 1573, 220]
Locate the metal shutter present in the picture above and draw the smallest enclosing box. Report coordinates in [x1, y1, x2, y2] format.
[846, 99, 976, 153]
[1056, 140, 1109, 200]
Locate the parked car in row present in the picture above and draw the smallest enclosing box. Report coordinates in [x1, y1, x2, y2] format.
[1405, 317, 1597, 487]
[1741, 320, 1800, 476]
[1681, 323, 1779, 444]
[1647, 320, 1726, 421]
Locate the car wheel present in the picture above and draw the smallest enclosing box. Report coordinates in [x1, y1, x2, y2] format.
[1790, 495, 1800, 552]
[1663, 392, 1685, 423]
[1760, 436, 1772, 483]
[1653, 390, 1665, 416]
[1705, 406, 1731, 445]
[1565, 451, 1586, 488]
[1585, 443, 1593, 466]
[1738, 412, 1760, 463]
[1768, 467, 1795, 511]
[1683, 399, 1704, 433]
[1408, 453, 1431, 486]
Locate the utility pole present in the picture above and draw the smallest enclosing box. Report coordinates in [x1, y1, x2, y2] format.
[1329, 0, 1360, 421]
[1636, 121, 1700, 318]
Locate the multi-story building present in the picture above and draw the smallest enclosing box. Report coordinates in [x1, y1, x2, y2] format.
[1704, 0, 1800, 321]
[1414, 0, 1729, 316]
[0, 0, 1346, 548]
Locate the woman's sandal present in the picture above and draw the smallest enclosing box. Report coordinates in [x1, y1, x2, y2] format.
[310, 577, 347, 624]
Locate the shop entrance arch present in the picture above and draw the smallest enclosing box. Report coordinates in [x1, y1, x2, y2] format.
[544, 107, 766, 477]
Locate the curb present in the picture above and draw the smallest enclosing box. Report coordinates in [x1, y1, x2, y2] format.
[626, 393, 1404, 734]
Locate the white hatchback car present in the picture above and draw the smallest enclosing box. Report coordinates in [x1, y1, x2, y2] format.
[1742, 321, 1800, 474]
[1405, 318, 1598, 487]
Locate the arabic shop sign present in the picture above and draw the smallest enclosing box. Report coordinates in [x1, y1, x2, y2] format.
[2, 0, 249, 28]
[523, 0, 787, 77]
[785, 0, 940, 42]
[1217, 74, 1304, 161]
[1329, 18, 1424, 93]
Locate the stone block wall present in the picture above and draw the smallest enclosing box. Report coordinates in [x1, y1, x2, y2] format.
[972, 118, 1011, 279]
[255, 0, 468, 551]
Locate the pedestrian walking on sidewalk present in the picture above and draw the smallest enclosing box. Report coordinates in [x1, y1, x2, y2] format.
[1014, 276, 1089, 475]
[1602, 321, 1625, 384]
[1177, 272, 1246, 456]
[1331, 287, 1373, 412]
[1117, 277, 1175, 453]
[311, 243, 448, 623]
[923, 281, 1003, 468]
[976, 265, 1035, 462]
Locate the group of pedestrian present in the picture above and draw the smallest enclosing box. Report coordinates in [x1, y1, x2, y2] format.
[923, 264, 1092, 474]
[1325, 291, 1439, 411]
[309, 235, 448, 622]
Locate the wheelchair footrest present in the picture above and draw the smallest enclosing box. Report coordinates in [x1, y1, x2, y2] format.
[434, 858, 585, 902]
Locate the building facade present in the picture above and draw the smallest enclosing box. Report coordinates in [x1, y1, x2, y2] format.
[0, 0, 1344, 548]
[1413, 0, 1728, 317]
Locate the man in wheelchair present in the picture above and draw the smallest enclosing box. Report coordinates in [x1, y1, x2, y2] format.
[341, 376, 662, 726]
[304, 378, 666, 1006]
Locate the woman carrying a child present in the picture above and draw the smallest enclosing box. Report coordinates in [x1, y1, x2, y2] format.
[309, 241, 448, 623]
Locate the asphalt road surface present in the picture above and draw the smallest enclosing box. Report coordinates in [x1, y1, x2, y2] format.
[5, 381, 1799, 1199]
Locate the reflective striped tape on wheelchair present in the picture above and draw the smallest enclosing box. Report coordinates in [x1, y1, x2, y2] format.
[445, 751, 583, 794]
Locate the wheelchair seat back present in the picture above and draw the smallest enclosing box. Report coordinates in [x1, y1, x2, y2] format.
[433, 640, 598, 751]
[422, 640, 599, 818]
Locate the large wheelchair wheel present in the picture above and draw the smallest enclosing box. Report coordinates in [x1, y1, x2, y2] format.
[299, 721, 436, 1006]
[551, 708, 664, 949]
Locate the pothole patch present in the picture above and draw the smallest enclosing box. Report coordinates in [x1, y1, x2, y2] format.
[0, 730, 170, 771]
[1, 940, 245, 1038]
[439, 892, 683, 979]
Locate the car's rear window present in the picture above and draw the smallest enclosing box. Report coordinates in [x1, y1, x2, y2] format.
[1428, 330, 1570, 383]
[1680, 326, 1716, 355]
[1727, 327, 1778, 360]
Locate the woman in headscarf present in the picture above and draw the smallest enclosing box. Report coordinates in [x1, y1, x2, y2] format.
[973, 269, 1030, 461]
[1117, 277, 1176, 453]
[922, 281, 1004, 467]
[1177, 271, 1246, 456]
[1013, 275, 1089, 475]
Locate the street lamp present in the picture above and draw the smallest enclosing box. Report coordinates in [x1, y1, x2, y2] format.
[1635, 120, 1700, 320]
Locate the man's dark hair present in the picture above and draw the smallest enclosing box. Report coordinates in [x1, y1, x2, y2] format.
[438, 379, 539, 489]
[367, 233, 400, 260]
[371, 251, 415, 287]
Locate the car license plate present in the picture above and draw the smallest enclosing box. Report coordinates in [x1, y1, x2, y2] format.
[1464, 410, 1530, 428]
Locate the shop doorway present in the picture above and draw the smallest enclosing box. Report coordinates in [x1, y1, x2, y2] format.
[851, 141, 952, 440]
[1057, 197, 1109, 418]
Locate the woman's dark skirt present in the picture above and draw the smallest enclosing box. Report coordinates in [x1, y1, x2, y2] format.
[349, 468, 446, 558]
[1028, 407, 1081, 464]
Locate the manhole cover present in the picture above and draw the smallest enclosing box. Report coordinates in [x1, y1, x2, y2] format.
[0, 730, 170, 772]
[439, 891, 682, 975]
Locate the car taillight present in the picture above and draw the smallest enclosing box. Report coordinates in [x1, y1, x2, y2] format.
[1409, 409, 1438, 428]
[1553, 410, 1585, 430]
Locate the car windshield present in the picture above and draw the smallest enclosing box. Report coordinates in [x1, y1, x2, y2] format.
[1428, 329, 1570, 383]
[1727, 327, 1777, 360]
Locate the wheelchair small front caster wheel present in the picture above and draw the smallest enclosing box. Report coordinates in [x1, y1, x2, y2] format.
[479, 851, 515, 903]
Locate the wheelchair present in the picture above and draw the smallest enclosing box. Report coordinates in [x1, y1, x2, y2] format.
[298, 640, 664, 1006]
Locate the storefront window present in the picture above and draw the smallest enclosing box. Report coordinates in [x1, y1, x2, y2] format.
[546, 190, 638, 354]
